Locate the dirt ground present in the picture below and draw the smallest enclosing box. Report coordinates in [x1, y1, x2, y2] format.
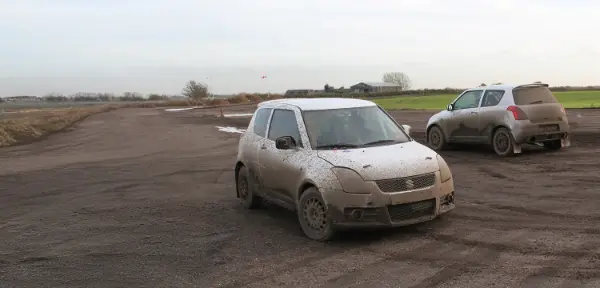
[2, 105, 600, 288]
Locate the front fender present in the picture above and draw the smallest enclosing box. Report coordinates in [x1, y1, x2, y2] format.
[426, 111, 450, 142]
[296, 159, 340, 205]
[426, 110, 446, 130]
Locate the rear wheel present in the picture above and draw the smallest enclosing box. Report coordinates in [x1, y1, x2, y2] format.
[428, 126, 447, 151]
[492, 128, 514, 157]
[237, 166, 262, 209]
[543, 139, 562, 150]
[297, 187, 336, 242]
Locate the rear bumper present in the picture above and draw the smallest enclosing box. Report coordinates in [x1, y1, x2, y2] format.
[322, 171, 455, 229]
[511, 120, 570, 144]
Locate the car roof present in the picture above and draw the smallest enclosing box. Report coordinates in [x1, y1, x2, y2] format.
[257, 98, 377, 111]
[472, 83, 550, 91]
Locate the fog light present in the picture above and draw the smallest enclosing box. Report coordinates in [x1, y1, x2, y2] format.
[442, 192, 454, 205]
[350, 209, 364, 220]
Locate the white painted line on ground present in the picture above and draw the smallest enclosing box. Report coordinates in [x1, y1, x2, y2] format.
[215, 126, 246, 134]
[164, 107, 198, 112]
[223, 113, 254, 117]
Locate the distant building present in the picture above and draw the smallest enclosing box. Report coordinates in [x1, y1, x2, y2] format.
[4, 96, 41, 102]
[350, 82, 402, 93]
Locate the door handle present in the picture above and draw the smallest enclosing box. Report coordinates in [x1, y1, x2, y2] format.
[470, 111, 478, 114]
[260, 144, 267, 149]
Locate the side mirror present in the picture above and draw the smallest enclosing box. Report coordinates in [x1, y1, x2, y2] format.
[401, 124, 412, 136]
[275, 136, 296, 150]
[447, 104, 454, 111]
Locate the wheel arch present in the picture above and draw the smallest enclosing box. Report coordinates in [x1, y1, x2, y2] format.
[297, 180, 318, 202]
[426, 123, 448, 143]
[490, 125, 511, 144]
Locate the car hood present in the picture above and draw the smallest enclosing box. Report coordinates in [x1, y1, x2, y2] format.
[316, 141, 440, 181]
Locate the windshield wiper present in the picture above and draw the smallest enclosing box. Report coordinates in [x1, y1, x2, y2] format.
[316, 143, 359, 149]
[363, 139, 399, 146]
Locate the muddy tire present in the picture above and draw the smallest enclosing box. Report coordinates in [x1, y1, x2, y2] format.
[492, 128, 515, 157]
[543, 140, 562, 150]
[237, 166, 262, 209]
[428, 126, 447, 151]
[297, 187, 336, 242]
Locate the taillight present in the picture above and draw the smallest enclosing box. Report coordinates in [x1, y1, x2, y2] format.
[560, 104, 566, 115]
[507, 106, 528, 120]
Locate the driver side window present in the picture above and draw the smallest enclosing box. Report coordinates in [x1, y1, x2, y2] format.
[453, 90, 483, 110]
[267, 109, 303, 148]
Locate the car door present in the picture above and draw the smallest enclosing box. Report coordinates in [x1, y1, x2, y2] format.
[477, 89, 507, 140]
[258, 107, 307, 209]
[246, 107, 273, 189]
[445, 90, 484, 143]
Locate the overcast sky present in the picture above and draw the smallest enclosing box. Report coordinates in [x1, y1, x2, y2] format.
[1, 0, 598, 96]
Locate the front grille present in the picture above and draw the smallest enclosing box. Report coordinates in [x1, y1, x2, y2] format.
[375, 173, 436, 193]
[388, 199, 436, 222]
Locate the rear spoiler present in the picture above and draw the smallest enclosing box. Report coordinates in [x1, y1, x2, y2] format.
[514, 83, 550, 89]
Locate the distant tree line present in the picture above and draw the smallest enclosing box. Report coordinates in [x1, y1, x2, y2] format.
[2, 80, 210, 103]
[39, 92, 176, 102]
[299, 72, 600, 99]
[41, 80, 212, 102]
[290, 85, 600, 99]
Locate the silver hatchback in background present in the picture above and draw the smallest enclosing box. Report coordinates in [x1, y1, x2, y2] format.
[426, 83, 570, 156]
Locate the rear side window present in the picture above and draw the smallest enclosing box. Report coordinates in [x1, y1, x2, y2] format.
[512, 86, 557, 105]
[481, 90, 505, 107]
[268, 109, 303, 147]
[253, 108, 272, 137]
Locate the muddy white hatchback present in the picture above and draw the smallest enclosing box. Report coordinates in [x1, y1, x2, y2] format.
[426, 83, 570, 156]
[234, 98, 455, 241]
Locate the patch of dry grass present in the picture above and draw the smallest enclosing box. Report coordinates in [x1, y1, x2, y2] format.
[0, 105, 118, 147]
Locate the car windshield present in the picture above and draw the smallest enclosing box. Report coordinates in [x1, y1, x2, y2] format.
[302, 106, 411, 150]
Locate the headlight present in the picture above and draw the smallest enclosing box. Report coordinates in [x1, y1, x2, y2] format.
[436, 154, 452, 183]
[331, 167, 371, 194]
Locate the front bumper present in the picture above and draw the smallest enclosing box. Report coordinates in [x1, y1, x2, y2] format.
[323, 171, 455, 229]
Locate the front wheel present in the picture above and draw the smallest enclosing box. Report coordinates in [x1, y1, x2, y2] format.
[492, 128, 515, 157]
[237, 166, 262, 209]
[428, 126, 447, 151]
[297, 187, 336, 242]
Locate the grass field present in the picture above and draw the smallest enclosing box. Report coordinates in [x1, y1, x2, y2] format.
[374, 90, 600, 110]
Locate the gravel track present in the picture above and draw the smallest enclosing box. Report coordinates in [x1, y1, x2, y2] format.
[2, 106, 600, 287]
